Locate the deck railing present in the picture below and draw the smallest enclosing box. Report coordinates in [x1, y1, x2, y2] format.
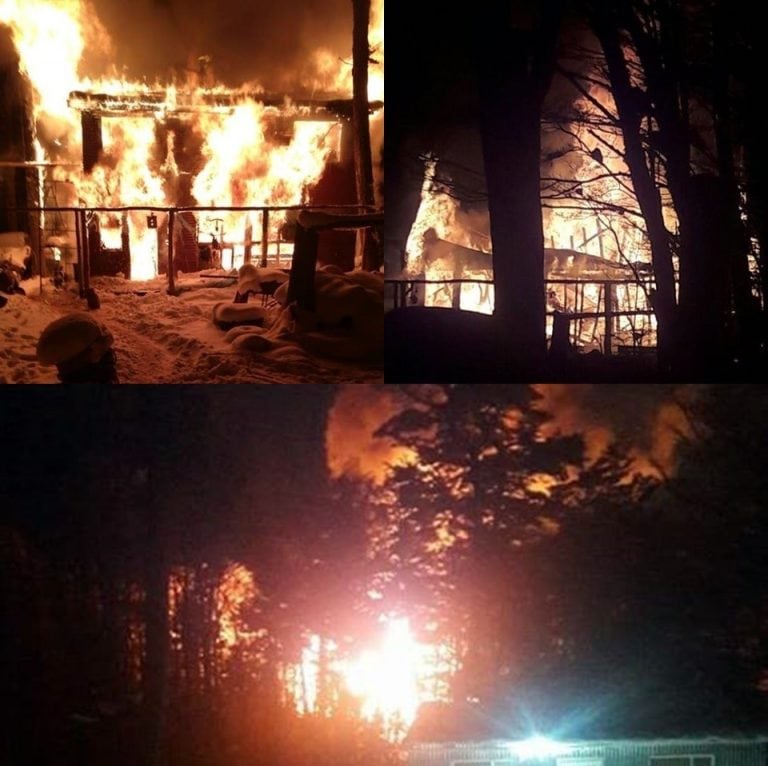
[3, 203, 376, 296]
[385, 276, 658, 355]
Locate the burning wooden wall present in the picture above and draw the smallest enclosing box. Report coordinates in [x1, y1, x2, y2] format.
[0, 26, 35, 235]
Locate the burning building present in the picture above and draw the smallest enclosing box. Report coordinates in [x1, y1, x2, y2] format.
[384, 11, 679, 359]
[389, 144, 659, 356]
[1, 0, 383, 286]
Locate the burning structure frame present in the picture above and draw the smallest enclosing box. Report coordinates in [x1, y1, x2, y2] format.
[2, 88, 383, 291]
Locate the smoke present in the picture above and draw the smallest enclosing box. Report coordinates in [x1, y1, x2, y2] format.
[90, 0, 353, 89]
[325, 385, 417, 486]
[326, 385, 693, 485]
[531, 384, 693, 479]
[0, 24, 17, 69]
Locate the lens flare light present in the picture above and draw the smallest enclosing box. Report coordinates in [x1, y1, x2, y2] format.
[510, 735, 571, 760]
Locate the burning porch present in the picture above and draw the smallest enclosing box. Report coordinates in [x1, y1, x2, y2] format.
[32, 88, 383, 283]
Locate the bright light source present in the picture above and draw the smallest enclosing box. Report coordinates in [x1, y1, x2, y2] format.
[344, 617, 421, 727]
[510, 735, 569, 760]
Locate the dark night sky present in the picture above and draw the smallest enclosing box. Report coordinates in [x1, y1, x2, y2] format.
[2, 386, 337, 546]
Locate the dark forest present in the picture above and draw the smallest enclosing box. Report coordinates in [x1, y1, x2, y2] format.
[3, 385, 768, 764]
[386, 1, 766, 382]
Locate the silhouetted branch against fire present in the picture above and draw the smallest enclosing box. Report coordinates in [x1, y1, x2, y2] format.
[325, 385, 695, 489]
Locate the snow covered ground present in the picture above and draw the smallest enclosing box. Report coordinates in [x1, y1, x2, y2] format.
[0, 273, 383, 384]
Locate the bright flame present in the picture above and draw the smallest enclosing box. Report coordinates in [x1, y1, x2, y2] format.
[325, 385, 418, 486]
[345, 617, 421, 727]
[309, 0, 383, 102]
[0, 0, 110, 119]
[190, 106, 339, 249]
[2, 0, 382, 280]
[368, 0, 384, 102]
[404, 158, 495, 313]
[402, 71, 668, 339]
[403, 153, 659, 346]
[285, 616, 456, 741]
[215, 562, 259, 652]
[168, 562, 259, 661]
[404, 159, 470, 275]
[343, 617, 456, 741]
[285, 633, 339, 716]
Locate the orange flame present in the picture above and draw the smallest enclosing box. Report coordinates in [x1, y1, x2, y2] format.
[326, 385, 417, 486]
[2, 0, 383, 280]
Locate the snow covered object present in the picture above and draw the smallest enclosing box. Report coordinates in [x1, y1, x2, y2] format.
[275, 267, 384, 361]
[36, 313, 118, 383]
[235, 264, 290, 302]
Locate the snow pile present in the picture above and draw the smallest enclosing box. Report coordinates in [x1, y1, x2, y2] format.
[0, 232, 31, 271]
[0, 272, 382, 384]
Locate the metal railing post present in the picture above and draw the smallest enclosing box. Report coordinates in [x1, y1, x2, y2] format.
[167, 209, 176, 295]
[74, 208, 83, 298]
[261, 209, 269, 267]
[79, 209, 90, 295]
[604, 281, 615, 355]
[244, 214, 252, 265]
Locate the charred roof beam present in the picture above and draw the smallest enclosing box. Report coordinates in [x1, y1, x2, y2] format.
[67, 91, 383, 121]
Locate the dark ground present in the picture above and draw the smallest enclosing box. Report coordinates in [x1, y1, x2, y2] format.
[385, 307, 766, 382]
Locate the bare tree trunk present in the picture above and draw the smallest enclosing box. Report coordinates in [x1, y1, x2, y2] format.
[590, 12, 678, 373]
[612, 0, 732, 372]
[351, 0, 377, 270]
[712, 0, 756, 362]
[723, 0, 768, 349]
[141, 468, 169, 766]
[477, 64, 546, 368]
[181, 568, 201, 698]
[744, 112, 768, 314]
[737, 4, 767, 348]
[472, 2, 563, 372]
